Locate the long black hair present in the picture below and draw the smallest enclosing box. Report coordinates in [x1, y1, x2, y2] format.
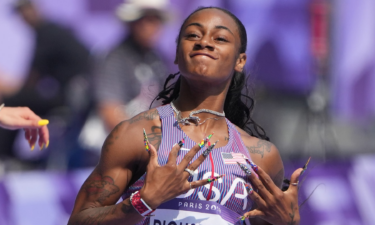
[152, 6, 269, 141]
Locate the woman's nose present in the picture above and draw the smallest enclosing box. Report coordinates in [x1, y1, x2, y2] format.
[194, 36, 214, 50]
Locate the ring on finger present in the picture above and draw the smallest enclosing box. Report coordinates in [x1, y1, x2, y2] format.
[184, 168, 194, 177]
[189, 182, 192, 190]
[291, 181, 299, 186]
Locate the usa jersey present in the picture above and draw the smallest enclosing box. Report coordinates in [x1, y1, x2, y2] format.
[123, 104, 254, 225]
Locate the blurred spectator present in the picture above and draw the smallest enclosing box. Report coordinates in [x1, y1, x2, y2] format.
[93, 0, 168, 131]
[0, 0, 90, 160]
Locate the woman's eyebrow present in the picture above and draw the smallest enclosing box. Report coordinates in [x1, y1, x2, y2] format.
[185, 22, 203, 29]
[214, 25, 234, 36]
[185, 22, 234, 36]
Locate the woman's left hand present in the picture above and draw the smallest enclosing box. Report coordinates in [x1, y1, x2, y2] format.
[243, 164, 303, 225]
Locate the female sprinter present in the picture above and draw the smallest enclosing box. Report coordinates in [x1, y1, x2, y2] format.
[68, 7, 303, 225]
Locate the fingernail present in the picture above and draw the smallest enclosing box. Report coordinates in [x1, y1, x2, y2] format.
[178, 136, 186, 147]
[199, 132, 214, 148]
[143, 128, 150, 152]
[301, 156, 311, 175]
[207, 174, 225, 183]
[237, 162, 252, 175]
[202, 140, 218, 157]
[247, 159, 259, 172]
[46, 140, 49, 148]
[38, 119, 49, 126]
[245, 183, 253, 194]
[303, 157, 311, 170]
[30, 144, 35, 151]
[40, 143, 44, 151]
[198, 139, 205, 148]
[205, 132, 214, 144]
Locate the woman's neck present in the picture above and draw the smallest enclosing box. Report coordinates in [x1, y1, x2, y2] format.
[171, 75, 232, 141]
[173, 75, 230, 118]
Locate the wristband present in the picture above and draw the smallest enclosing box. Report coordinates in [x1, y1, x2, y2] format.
[0, 104, 4, 113]
[130, 191, 155, 216]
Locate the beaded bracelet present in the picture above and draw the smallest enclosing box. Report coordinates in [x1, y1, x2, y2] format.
[0, 103, 4, 113]
[130, 191, 155, 216]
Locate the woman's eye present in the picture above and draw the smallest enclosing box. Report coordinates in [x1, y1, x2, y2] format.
[186, 33, 199, 38]
[216, 37, 228, 42]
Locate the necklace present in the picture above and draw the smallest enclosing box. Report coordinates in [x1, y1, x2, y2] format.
[170, 102, 225, 126]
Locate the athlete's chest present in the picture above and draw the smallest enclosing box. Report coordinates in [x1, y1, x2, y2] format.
[157, 142, 253, 212]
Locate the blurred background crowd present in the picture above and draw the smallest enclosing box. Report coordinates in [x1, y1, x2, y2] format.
[0, 0, 374, 224]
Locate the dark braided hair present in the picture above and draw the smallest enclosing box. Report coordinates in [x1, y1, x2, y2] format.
[152, 6, 269, 141]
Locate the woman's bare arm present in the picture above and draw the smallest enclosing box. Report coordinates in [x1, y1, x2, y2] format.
[68, 110, 161, 225]
[68, 109, 212, 224]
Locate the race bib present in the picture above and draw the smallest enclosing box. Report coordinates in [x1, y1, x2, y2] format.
[150, 199, 250, 225]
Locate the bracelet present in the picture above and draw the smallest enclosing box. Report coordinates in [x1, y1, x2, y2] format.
[130, 191, 155, 216]
[0, 103, 4, 113]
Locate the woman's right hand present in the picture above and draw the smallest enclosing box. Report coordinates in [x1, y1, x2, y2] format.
[0, 106, 49, 149]
[140, 142, 212, 209]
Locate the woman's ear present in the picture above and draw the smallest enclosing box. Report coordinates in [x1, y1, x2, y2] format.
[234, 53, 247, 73]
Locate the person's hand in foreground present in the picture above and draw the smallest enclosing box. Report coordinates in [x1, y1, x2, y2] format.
[0, 105, 50, 150]
[239, 160, 308, 225]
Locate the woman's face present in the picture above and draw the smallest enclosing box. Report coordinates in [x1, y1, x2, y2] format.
[175, 8, 246, 84]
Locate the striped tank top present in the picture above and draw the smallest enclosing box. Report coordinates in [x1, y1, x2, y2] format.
[123, 104, 253, 225]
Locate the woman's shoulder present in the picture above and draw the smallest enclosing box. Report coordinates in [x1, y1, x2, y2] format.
[118, 109, 162, 146]
[108, 108, 161, 139]
[99, 108, 162, 167]
[127, 108, 161, 126]
[233, 125, 274, 153]
[234, 125, 284, 186]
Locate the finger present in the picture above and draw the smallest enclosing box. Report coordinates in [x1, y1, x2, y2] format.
[167, 138, 185, 165]
[247, 185, 267, 209]
[249, 162, 279, 195]
[16, 119, 41, 129]
[177, 144, 202, 171]
[243, 209, 265, 219]
[287, 168, 304, 194]
[177, 133, 214, 170]
[183, 140, 219, 179]
[147, 143, 160, 170]
[29, 129, 38, 151]
[38, 129, 44, 150]
[24, 129, 31, 143]
[38, 126, 49, 150]
[19, 109, 49, 129]
[237, 162, 272, 201]
[21, 120, 49, 130]
[188, 174, 225, 190]
[246, 168, 273, 201]
[39, 125, 50, 148]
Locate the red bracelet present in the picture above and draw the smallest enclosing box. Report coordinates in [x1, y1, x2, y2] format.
[130, 191, 155, 216]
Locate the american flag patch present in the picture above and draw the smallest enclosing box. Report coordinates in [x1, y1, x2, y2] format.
[221, 152, 247, 164]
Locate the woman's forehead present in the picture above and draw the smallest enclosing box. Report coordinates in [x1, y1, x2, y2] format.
[183, 8, 239, 34]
